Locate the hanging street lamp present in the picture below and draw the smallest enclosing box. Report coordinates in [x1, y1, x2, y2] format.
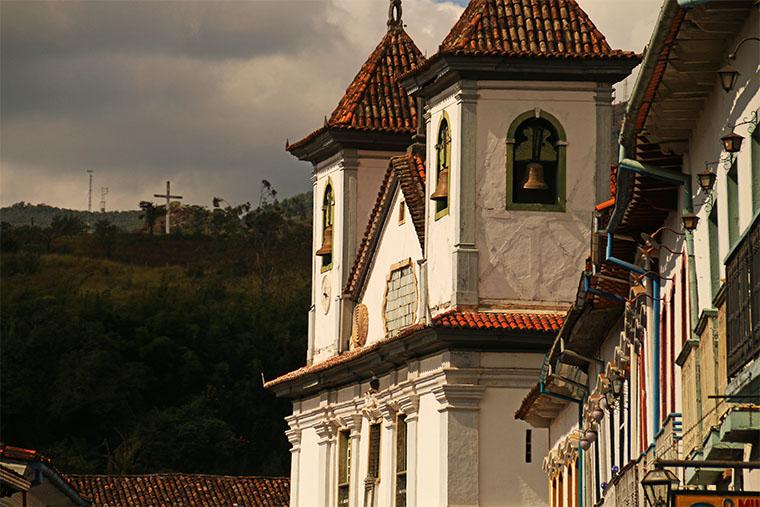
[721, 131, 744, 153]
[641, 468, 679, 507]
[682, 213, 700, 232]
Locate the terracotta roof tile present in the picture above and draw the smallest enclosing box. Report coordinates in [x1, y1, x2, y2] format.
[344, 152, 426, 299]
[265, 308, 563, 389]
[65, 474, 290, 507]
[433, 308, 564, 333]
[438, 0, 639, 60]
[288, 26, 425, 152]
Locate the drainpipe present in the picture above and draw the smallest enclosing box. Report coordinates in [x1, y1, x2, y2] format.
[607, 157, 689, 436]
[538, 382, 586, 507]
[653, 276, 661, 433]
[683, 176, 700, 335]
[583, 272, 626, 303]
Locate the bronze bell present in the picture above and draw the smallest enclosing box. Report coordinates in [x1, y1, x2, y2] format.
[430, 168, 449, 201]
[522, 162, 548, 190]
[315, 224, 333, 256]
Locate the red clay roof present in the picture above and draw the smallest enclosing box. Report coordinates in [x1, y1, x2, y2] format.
[344, 152, 426, 298]
[65, 474, 289, 507]
[438, 0, 639, 60]
[434, 308, 564, 333]
[265, 308, 563, 389]
[288, 26, 425, 152]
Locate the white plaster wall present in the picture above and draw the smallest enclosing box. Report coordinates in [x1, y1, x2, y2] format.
[426, 91, 460, 311]
[311, 151, 408, 364]
[313, 159, 344, 363]
[549, 402, 580, 452]
[480, 387, 549, 507]
[358, 187, 424, 346]
[356, 150, 401, 247]
[415, 391, 442, 507]
[687, 8, 760, 315]
[297, 426, 320, 504]
[475, 82, 608, 306]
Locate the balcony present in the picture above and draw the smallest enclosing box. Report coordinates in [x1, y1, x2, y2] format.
[725, 211, 760, 379]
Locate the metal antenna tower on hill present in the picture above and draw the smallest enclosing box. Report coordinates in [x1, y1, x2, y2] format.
[153, 181, 183, 234]
[100, 187, 109, 213]
[86, 170, 94, 212]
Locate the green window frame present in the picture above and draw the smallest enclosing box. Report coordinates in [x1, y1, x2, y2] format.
[506, 110, 567, 212]
[434, 114, 451, 220]
[321, 181, 334, 272]
[337, 430, 351, 507]
[727, 159, 739, 248]
[750, 114, 759, 213]
[395, 415, 407, 507]
[709, 204, 721, 299]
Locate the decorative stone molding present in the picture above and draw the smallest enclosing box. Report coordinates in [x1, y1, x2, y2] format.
[314, 418, 339, 443]
[396, 394, 419, 419]
[337, 414, 363, 436]
[285, 428, 302, 450]
[543, 430, 581, 475]
[361, 391, 382, 422]
[432, 384, 485, 412]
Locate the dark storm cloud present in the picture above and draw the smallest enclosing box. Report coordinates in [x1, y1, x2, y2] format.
[1, 1, 334, 61]
[0, 0, 653, 211]
[0, 0, 368, 208]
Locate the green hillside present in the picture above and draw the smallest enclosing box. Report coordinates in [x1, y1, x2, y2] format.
[0, 204, 311, 475]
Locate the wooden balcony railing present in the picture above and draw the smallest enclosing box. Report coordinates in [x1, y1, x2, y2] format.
[726, 212, 760, 379]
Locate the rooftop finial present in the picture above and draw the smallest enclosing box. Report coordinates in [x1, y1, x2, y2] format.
[387, 0, 402, 31]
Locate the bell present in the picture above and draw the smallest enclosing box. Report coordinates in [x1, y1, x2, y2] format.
[430, 168, 449, 201]
[522, 162, 548, 190]
[315, 224, 333, 256]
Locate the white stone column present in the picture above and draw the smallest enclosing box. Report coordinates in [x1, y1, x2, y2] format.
[316, 419, 338, 507]
[338, 414, 363, 507]
[452, 81, 479, 307]
[398, 395, 419, 507]
[433, 383, 486, 507]
[285, 423, 301, 507]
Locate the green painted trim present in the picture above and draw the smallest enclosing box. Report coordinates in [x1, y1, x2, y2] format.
[320, 177, 334, 270]
[750, 109, 760, 213]
[505, 109, 567, 212]
[434, 112, 451, 217]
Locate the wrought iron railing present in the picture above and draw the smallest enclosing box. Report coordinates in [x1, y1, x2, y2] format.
[726, 212, 760, 378]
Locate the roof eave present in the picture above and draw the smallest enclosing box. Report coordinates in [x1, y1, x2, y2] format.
[267, 326, 554, 399]
[287, 127, 414, 165]
[402, 53, 641, 99]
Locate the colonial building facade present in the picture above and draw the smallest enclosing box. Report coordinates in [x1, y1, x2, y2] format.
[516, 0, 759, 506]
[267, 1, 639, 506]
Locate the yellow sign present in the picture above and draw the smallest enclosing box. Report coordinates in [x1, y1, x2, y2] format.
[673, 492, 760, 507]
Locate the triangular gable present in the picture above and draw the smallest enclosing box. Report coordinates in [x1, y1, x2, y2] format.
[344, 152, 426, 300]
[439, 0, 639, 60]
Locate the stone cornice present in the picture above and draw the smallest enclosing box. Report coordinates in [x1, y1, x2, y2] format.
[432, 384, 486, 411]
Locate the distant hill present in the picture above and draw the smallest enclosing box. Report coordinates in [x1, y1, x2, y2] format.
[1, 199, 312, 476]
[0, 203, 143, 230]
[0, 193, 313, 230]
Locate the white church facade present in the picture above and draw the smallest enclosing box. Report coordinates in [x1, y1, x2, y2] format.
[266, 1, 640, 505]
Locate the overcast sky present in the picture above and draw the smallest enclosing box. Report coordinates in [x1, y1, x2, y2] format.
[0, 0, 662, 211]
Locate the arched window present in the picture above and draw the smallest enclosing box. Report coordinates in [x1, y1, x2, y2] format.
[506, 110, 567, 211]
[432, 115, 451, 218]
[317, 181, 334, 270]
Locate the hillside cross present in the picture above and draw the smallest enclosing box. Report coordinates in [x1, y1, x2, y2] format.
[153, 181, 183, 234]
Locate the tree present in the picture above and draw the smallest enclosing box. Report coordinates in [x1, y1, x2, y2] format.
[138, 201, 160, 235]
[93, 219, 120, 258]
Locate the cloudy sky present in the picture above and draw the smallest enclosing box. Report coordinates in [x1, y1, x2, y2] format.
[1, 0, 661, 211]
